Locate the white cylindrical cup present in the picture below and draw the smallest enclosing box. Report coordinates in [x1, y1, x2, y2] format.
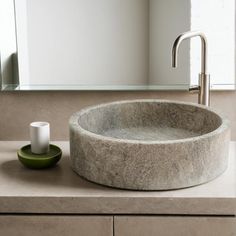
[30, 122, 50, 154]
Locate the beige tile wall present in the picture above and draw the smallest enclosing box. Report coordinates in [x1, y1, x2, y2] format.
[0, 91, 235, 140]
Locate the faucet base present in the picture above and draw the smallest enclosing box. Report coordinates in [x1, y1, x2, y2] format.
[199, 73, 210, 106]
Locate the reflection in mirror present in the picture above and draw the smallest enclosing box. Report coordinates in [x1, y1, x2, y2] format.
[15, 0, 149, 90]
[190, 0, 235, 87]
[2, 0, 236, 90]
[150, 0, 235, 89]
[0, 0, 18, 90]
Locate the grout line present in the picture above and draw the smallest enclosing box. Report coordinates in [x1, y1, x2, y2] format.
[0, 213, 234, 217]
[113, 216, 115, 236]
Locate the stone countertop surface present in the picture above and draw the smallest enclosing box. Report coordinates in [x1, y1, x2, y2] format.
[0, 141, 235, 215]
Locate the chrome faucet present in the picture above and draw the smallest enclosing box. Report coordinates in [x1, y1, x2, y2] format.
[172, 31, 210, 106]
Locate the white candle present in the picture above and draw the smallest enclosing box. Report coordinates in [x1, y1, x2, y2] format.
[30, 122, 50, 154]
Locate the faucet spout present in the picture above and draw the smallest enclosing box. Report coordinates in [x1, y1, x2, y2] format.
[171, 31, 210, 106]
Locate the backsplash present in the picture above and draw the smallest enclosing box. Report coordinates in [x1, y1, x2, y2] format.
[0, 91, 234, 140]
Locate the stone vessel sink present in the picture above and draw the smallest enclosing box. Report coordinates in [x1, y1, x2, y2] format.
[69, 100, 230, 190]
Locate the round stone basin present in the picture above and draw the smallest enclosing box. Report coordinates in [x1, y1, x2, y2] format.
[69, 100, 230, 190]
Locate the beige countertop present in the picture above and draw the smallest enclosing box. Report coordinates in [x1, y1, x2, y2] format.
[0, 141, 235, 215]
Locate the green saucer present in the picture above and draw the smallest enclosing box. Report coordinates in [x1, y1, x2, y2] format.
[17, 144, 62, 169]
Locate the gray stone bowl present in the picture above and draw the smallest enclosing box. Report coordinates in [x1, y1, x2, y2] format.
[69, 100, 230, 190]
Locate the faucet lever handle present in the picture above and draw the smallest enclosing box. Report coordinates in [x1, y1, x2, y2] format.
[189, 85, 200, 93]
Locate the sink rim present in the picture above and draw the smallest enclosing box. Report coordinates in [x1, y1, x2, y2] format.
[70, 99, 230, 145]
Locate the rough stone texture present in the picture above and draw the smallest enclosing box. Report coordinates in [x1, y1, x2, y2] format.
[69, 100, 230, 190]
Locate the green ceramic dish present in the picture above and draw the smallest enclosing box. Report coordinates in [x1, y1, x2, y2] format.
[17, 144, 62, 169]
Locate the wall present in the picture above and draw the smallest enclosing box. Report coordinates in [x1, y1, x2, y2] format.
[0, 91, 235, 141]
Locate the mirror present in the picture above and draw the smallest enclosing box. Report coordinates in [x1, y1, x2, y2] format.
[1, 0, 235, 90]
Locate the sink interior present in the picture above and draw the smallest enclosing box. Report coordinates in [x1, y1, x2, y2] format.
[101, 126, 199, 141]
[78, 101, 222, 141]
